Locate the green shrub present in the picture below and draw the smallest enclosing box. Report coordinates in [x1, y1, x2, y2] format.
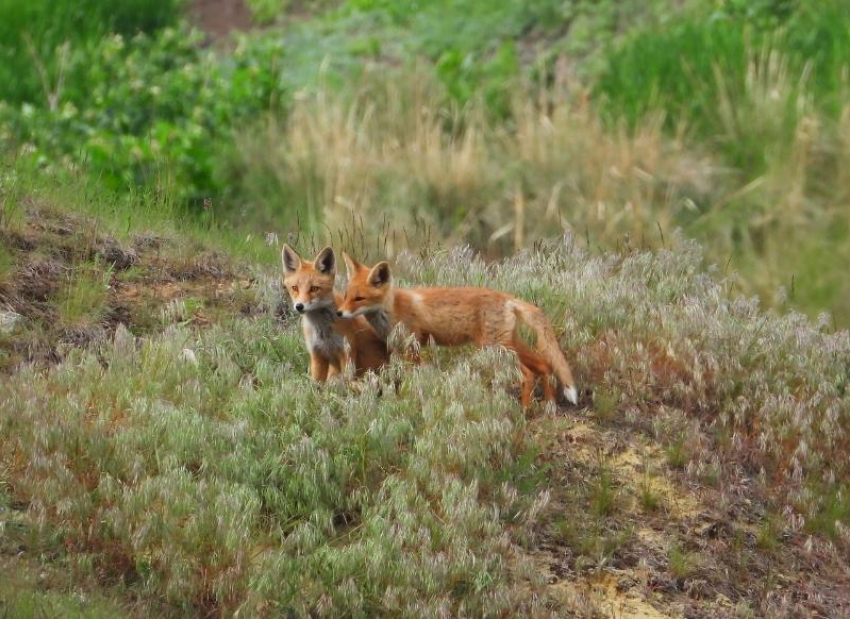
[668, 543, 701, 580]
[0, 0, 183, 105]
[1, 27, 290, 205]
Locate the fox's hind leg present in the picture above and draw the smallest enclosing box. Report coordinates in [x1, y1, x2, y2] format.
[517, 363, 537, 409]
[513, 341, 555, 403]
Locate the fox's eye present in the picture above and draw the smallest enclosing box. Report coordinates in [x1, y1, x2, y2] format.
[310, 286, 320, 293]
[354, 296, 365, 302]
[291, 286, 299, 293]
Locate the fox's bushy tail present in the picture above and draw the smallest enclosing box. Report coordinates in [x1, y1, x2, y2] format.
[513, 301, 578, 405]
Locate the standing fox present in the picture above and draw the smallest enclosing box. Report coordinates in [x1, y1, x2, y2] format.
[337, 254, 578, 408]
[282, 245, 388, 380]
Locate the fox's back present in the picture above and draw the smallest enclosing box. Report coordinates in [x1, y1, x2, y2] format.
[397, 286, 514, 345]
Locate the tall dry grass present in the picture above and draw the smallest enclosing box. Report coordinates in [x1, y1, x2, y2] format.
[231, 59, 850, 323]
[233, 70, 716, 256]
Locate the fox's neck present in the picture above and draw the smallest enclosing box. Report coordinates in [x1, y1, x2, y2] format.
[303, 305, 337, 326]
[365, 288, 399, 341]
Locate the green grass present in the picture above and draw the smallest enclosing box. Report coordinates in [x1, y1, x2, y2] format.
[0, 576, 129, 619]
[595, 1, 850, 308]
[1, 325, 545, 614]
[0, 244, 14, 285]
[592, 388, 619, 422]
[591, 0, 850, 324]
[597, 1, 850, 139]
[637, 476, 662, 513]
[55, 262, 112, 328]
[667, 543, 701, 581]
[590, 460, 618, 518]
[755, 515, 782, 553]
[4, 0, 850, 324]
[5, 160, 279, 268]
[665, 438, 690, 470]
[554, 515, 634, 572]
[2, 168, 850, 612]
[803, 488, 850, 540]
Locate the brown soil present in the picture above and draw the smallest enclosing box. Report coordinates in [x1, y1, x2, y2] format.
[188, 0, 252, 42]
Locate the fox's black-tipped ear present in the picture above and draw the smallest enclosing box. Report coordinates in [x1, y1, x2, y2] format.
[314, 246, 336, 274]
[281, 244, 302, 273]
[368, 261, 391, 287]
[342, 252, 361, 275]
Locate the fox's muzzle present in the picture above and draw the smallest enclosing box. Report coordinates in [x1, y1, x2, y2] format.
[337, 308, 366, 319]
[295, 303, 305, 313]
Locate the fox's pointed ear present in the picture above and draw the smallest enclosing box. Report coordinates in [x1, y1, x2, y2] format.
[342, 252, 361, 275]
[314, 246, 335, 275]
[281, 244, 302, 274]
[368, 261, 391, 287]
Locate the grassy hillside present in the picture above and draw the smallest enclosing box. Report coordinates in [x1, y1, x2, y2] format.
[2, 2, 850, 615]
[2, 169, 850, 616]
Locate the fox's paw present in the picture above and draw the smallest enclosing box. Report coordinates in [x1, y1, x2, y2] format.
[563, 386, 578, 406]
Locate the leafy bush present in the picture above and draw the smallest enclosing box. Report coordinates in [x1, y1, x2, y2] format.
[0, 0, 183, 105]
[1, 27, 289, 205]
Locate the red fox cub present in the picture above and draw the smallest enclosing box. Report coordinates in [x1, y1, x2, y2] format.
[337, 254, 578, 408]
[282, 245, 388, 380]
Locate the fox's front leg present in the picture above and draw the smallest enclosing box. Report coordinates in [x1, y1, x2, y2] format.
[310, 354, 330, 382]
[405, 332, 428, 365]
[344, 335, 357, 376]
[327, 352, 346, 378]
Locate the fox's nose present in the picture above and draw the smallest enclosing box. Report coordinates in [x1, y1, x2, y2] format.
[336, 310, 343, 317]
[295, 303, 304, 313]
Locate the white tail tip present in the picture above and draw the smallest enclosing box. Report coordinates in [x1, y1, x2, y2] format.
[564, 386, 578, 406]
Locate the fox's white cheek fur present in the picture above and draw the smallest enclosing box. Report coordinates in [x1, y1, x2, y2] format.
[564, 386, 578, 406]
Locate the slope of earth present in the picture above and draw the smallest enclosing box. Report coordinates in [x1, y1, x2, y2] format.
[1, 194, 849, 616]
[0, 203, 267, 373]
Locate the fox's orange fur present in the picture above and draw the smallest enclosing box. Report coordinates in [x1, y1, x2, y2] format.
[338, 253, 578, 408]
[282, 245, 388, 380]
